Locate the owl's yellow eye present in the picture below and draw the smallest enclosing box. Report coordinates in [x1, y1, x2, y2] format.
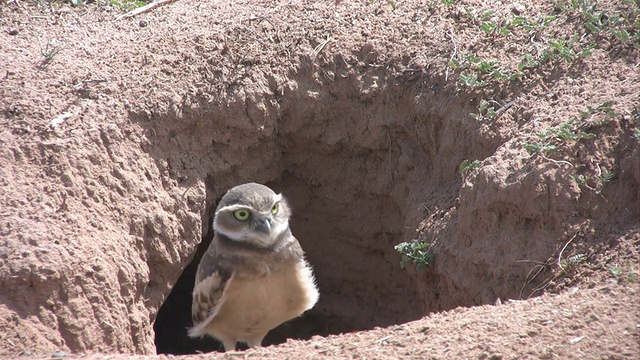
[271, 202, 280, 214]
[233, 209, 250, 221]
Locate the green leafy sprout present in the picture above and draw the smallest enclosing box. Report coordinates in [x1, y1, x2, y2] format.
[537, 120, 596, 142]
[470, 99, 498, 121]
[460, 159, 480, 174]
[524, 142, 558, 155]
[394, 239, 435, 272]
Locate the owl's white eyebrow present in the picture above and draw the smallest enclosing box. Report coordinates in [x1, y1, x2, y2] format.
[216, 194, 282, 215]
[216, 204, 251, 214]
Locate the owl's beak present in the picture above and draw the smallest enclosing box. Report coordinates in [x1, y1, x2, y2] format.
[255, 217, 272, 235]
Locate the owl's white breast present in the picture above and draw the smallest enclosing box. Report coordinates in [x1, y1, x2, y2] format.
[204, 259, 319, 341]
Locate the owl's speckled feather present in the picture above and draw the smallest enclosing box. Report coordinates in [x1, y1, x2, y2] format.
[189, 183, 319, 352]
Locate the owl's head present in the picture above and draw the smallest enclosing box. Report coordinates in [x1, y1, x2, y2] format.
[213, 183, 292, 248]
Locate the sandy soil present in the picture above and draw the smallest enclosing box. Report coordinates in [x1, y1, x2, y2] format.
[0, 0, 638, 359]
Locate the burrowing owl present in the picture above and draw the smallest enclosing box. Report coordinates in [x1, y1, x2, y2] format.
[189, 182, 319, 352]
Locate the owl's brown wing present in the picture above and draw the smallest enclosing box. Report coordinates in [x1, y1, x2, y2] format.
[188, 243, 233, 338]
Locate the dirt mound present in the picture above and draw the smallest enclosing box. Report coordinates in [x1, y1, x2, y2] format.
[0, 0, 638, 358]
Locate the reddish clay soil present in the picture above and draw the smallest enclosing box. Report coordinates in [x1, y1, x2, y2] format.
[0, 0, 638, 359]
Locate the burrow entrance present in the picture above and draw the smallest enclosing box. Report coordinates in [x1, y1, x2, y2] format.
[151, 73, 498, 354]
[154, 173, 429, 354]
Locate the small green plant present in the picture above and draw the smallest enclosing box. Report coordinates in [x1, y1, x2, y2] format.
[459, 159, 480, 174]
[394, 239, 434, 271]
[463, 7, 495, 23]
[603, 261, 639, 282]
[633, 127, 640, 142]
[517, 53, 541, 71]
[559, 0, 593, 12]
[479, 18, 512, 36]
[462, 7, 512, 36]
[510, 15, 557, 31]
[558, 0, 640, 48]
[598, 101, 619, 118]
[40, 39, 61, 64]
[110, 0, 147, 10]
[571, 167, 611, 193]
[538, 120, 596, 142]
[607, 264, 623, 277]
[560, 253, 586, 271]
[571, 173, 590, 185]
[577, 1, 608, 35]
[524, 142, 558, 155]
[451, 53, 523, 87]
[579, 101, 620, 125]
[525, 118, 597, 165]
[476, 59, 498, 73]
[543, 36, 596, 63]
[386, 0, 397, 10]
[470, 99, 497, 121]
[459, 72, 487, 87]
[595, 169, 613, 184]
[449, 53, 474, 70]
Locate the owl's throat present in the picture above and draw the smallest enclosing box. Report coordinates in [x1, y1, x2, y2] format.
[217, 225, 293, 253]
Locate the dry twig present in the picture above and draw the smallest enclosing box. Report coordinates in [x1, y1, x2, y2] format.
[312, 35, 332, 61]
[445, 31, 457, 81]
[116, 0, 178, 20]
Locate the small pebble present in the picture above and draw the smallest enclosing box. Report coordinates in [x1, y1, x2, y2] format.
[7, 28, 19, 35]
[511, 3, 526, 15]
[139, 20, 149, 27]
